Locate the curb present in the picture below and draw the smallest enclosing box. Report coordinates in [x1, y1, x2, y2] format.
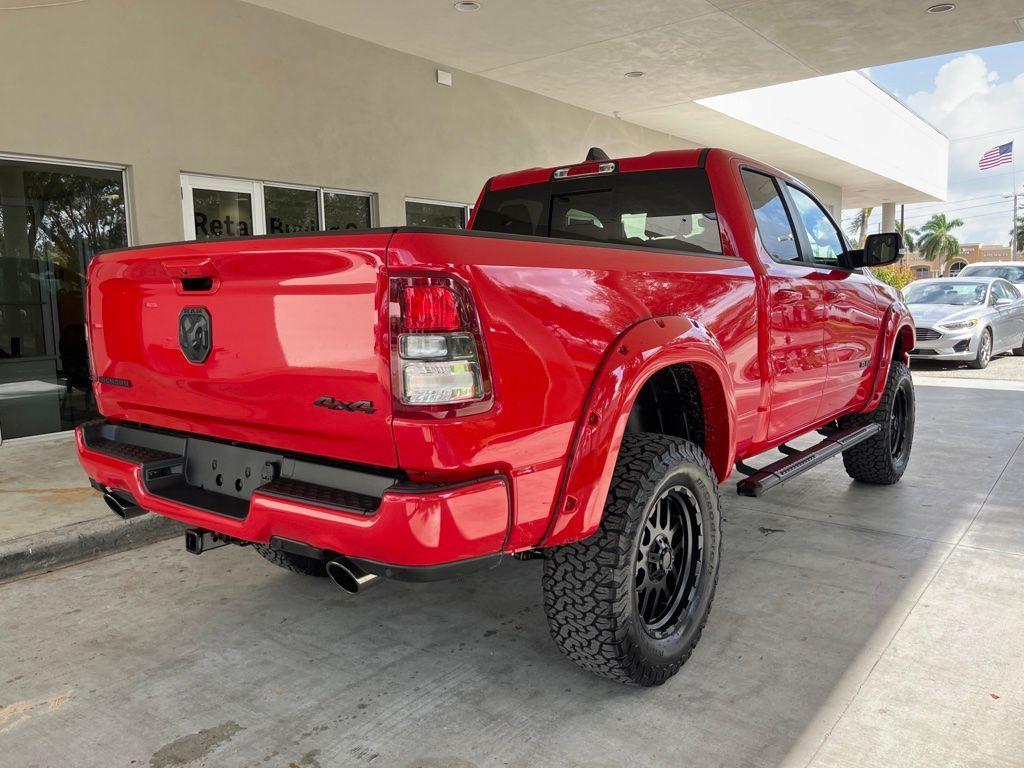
[0, 513, 183, 583]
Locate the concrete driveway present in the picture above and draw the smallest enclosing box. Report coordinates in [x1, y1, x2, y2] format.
[1, 382, 1022, 768]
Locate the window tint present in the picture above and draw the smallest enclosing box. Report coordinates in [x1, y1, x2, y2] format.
[991, 281, 1014, 301]
[740, 170, 799, 263]
[264, 186, 319, 234]
[324, 191, 372, 230]
[787, 185, 845, 267]
[473, 169, 722, 255]
[960, 264, 1024, 283]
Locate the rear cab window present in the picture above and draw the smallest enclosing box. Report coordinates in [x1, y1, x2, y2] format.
[472, 168, 722, 255]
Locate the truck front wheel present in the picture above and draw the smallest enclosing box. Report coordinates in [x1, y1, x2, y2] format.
[542, 433, 721, 686]
[838, 360, 915, 484]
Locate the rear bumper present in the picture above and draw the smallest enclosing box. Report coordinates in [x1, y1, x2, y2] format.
[76, 421, 510, 571]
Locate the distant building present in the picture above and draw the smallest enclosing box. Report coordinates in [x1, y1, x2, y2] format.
[903, 243, 1015, 279]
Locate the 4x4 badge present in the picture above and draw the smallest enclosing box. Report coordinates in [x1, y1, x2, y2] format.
[314, 397, 376, 414]
[178, 307, 212, 364]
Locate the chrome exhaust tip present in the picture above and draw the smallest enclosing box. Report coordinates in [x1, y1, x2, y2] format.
[325, 559, 381, 594]
[103, 491, 146, 520]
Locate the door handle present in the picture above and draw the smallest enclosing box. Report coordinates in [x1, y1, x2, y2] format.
[774, 288, 801, 305]
[825, 289, 847, 302]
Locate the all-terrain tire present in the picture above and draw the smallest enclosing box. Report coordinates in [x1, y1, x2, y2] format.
[252, 544, 327, 577]
[838, 360, 914, 484]
[542, 433, 721, 686]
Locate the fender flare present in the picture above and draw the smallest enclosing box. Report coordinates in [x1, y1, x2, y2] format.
[540, 315, 736, 548]
[862, 301, 914, 413]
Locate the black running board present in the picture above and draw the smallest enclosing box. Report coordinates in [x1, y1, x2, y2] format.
[736, 422, 881, 497]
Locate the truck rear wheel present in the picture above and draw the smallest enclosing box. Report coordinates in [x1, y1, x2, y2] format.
[838, 360, 914, 484]
[252, 544, 327, 577]
[542, 433, 721, 686]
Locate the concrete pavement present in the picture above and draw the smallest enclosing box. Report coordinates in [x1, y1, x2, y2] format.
[1, 383, 1021, 767]
[0, 434, 179, 581]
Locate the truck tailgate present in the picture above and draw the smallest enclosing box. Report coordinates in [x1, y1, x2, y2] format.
[87, 233, 396, 468]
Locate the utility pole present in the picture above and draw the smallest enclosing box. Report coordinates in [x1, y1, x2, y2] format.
[1014, 190, 1019, 262]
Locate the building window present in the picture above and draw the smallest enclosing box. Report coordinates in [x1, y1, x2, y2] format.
[948, 260, 968, 277]
[265, 185, 318, 234]
[181, 174, 375, 240]
[914, 267, 930, 279]
[324, 190, 372, 230]
[405, 198, 469, 229]
[0, 155, 129, 440]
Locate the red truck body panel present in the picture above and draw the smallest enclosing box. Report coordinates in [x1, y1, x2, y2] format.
[79, 148, 913, 569]
[87, 234, 397, 468]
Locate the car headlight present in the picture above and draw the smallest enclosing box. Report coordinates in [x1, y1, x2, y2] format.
[939, 318, 979, 331]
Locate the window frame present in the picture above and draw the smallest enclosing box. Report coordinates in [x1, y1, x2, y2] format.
[180, 173, 377, 240]
[781, 181, 851, 271]
[739, 167, 804, 267]
[404, 196, 471, 229]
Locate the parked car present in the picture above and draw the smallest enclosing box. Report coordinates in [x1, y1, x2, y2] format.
[76, 148, 915, 686]
[956, 261, 1024, 290]
[906, 277, 1024, 368]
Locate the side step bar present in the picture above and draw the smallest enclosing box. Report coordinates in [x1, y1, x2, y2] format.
[736, 422, 881, 497]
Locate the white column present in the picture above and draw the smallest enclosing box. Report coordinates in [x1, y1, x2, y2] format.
[881, 202, 897, 233]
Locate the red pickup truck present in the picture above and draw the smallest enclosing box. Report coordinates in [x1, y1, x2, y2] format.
[77, 148, 915, 685]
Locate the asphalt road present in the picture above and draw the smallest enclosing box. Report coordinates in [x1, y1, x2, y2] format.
[911, 352, 1024, 381]
[2, 384, 1023, 767]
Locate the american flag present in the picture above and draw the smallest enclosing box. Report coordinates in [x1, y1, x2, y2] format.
[979, 141, 1013, 170]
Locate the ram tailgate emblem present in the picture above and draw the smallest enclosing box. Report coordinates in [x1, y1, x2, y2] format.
[178, 307, 212, 363]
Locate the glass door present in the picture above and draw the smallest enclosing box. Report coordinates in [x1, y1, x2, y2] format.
[181, 174, 264, 240]
[0, 156, 128, 441]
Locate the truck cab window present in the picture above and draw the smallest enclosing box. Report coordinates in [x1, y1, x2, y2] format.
[740, 170, 799, 263]
[787, 185, 845, 268]
[473, 169, 722, 255]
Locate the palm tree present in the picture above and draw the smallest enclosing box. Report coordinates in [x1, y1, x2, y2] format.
[917, 214, 964, 276]
[845, 207, 874, 248]
[1012, 218, 1024, 253]
[895, 221, 919, 253]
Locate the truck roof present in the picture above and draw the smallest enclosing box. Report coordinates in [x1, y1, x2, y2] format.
[488, 148, 710, 192]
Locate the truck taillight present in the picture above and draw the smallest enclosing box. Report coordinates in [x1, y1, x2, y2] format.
[391, 277, 491, 412]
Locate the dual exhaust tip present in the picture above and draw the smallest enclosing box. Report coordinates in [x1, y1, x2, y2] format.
[103, 491, 147, 520]
[325, 558, 381, 595]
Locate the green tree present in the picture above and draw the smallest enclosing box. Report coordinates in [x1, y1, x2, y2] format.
[1012, 217, 1024, 253]
[845, 207, 874, 248]
[895, 221, 919, 253]
[917, 214, 964, 277]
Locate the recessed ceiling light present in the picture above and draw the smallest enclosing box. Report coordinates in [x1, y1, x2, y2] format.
[926, 3, 955, 13]
[454, 1, 480, 11]
[624, 71, 645, 78]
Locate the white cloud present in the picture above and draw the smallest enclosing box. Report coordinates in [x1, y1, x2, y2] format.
[848, 53, 1024, 247]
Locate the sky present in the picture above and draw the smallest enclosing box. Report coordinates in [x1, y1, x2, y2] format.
[842, 40, 1024, 247]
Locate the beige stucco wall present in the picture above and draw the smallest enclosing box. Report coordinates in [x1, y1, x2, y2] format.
[0, 0, 701, 244]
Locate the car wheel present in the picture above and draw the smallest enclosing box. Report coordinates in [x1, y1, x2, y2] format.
[252, 544, 327, 576]
[968, 328, 993, 369]
[838, 360, 915, 485]
[542, 433, 721, 686]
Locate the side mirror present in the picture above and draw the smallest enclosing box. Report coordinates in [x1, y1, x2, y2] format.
[995, 297, 1014, 307]
[847, 232, 903, 269]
